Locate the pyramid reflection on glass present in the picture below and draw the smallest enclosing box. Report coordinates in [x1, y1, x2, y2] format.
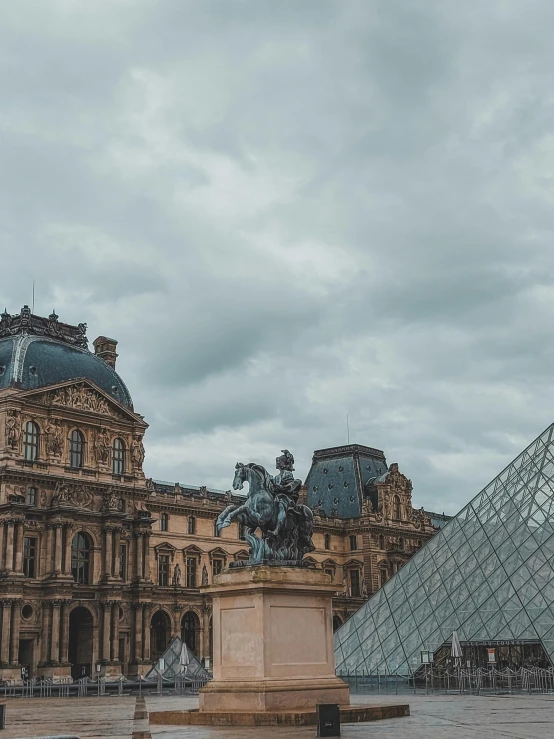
[334, 424, 554, 675]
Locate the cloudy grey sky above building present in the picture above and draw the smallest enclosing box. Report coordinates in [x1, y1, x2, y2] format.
[2, 1, 554, 514]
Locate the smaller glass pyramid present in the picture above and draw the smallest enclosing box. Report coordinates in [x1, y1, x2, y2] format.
[334, 424, 554, 675]
[145, 636, 211, 681]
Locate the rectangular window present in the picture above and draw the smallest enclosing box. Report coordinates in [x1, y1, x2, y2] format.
[27, 487, 37, 506]
[238, 523, 246, 541]
[186, 557, 197, 588]
[349, 535, 357, 551]
[158, 554, 170, 586]
[119, 544, 127, 581]
[212, 559, 223, 578]
[23, 537, 37, 578]
[188, 516, 196, 535]
[380, 568, 388, 587]
[350, 569, 361, 597]
[161, 513, 169, 532]
[324, 568, 334, 581]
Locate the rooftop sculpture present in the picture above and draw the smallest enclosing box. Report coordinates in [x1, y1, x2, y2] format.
[216, 450, 315, 564]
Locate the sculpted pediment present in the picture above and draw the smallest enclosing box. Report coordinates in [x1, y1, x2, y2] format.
[52, 481, 97, 511]
[20, 380, 139, 422]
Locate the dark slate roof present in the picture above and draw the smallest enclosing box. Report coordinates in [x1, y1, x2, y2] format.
[425, 511, 452, 529]
[152, 480, 246, 504]
[0, 308, 133, 408]
[305, 444, 389, 518]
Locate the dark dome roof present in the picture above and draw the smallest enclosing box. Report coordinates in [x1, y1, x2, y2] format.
[0, 308, 133, 408]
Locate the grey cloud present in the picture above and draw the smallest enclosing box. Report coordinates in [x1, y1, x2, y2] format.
[3, 0, 554, 514]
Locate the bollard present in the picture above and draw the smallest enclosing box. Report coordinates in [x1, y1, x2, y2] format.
[317, 704, 340, 737]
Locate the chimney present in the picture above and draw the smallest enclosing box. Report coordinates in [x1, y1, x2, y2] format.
[93, 336, 118, 368]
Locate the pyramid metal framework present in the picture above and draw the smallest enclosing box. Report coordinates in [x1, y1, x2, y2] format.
[145, 636, 211, 681]
[334, 424, 554, 675]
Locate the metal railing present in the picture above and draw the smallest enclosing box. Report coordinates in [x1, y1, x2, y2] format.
[338, 666, 554, 695]
[0, 674, 210, 699]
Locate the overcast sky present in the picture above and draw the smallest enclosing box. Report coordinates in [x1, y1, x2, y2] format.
[3, 1, 554, 514]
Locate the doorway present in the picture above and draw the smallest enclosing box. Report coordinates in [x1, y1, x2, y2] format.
[18, 639, 34, 679]
[68, 606, 94, 679]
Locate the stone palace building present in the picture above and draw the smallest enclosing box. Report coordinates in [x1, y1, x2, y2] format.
[0, 307, 443, 681]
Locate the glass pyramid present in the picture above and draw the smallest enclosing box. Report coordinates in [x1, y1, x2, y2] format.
[334, 424, 554, 675]
[145, 636, 211, 681]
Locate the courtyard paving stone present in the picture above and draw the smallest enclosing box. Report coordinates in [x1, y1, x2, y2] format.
[4, 691, 554, 738]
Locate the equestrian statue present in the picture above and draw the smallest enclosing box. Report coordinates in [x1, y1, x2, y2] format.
[216, 450, 315, 564]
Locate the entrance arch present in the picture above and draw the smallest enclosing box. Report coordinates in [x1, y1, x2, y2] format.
[181, 611, 200, 654]
[68, 606, 94, 679]
[150, 610, 171, 661]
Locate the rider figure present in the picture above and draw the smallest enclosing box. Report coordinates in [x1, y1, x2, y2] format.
[269, 450, 302, 540]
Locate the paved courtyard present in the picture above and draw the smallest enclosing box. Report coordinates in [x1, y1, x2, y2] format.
[4, 692, 554, 738]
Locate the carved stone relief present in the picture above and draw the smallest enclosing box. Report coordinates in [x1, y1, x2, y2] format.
[32, 383, 125, 419]
[52, 481, 96, 510]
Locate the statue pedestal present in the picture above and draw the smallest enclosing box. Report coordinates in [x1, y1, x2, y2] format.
[199, 565, 350, 712]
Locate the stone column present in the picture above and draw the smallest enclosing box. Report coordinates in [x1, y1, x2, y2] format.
[134, 533, 143, 580]
[44, 525, 54, 575]
[110, 603, 120, 662]
[103, 528, 113, 579]
[201, 605, 211, 662]
[0, 522, 4, 570]
[63, 525, 73, 575]
[0, 601, 12, 664]
[54, 525, 63, 573]
[10, 600, 21, 665]
[13, 521, 24, 574]
[113, 529, 121, 579]
[133, 603, 143, 661]
[4, 522, 14, 573]
[143, 534, 151, 581]
[142, 604, 151, 662]
[49, 602, 61, 664]
[102, 601, 111, 661]
[39, 603, 50, 664]
[59, 601, 71, 664]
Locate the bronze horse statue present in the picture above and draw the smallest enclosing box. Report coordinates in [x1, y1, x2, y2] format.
[216, 461, 315, 563]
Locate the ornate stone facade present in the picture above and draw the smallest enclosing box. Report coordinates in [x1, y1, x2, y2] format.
[0, 309, 444, 682]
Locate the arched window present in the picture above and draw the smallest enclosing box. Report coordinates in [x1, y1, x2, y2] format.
[70, 430, 85, 468]
[112, 438, 125, 474]
[324, 533, 331, 550]
[393, 495, 401, 520]
[332, 615, 343, 632]
[151, 611, 170, 660]
[23, 421, 40, 461]
[181, 611, 200, 653]
[71, 532, 92, 584]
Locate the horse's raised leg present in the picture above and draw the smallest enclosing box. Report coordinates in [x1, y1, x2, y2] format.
[217, 503, 238, 532]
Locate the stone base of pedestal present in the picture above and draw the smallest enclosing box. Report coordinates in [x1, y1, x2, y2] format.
[198, 564, 350, 714]
[0, 666, 24, 683]
[101, 662, 123, 679]
[200, 675, 349, 712]
[150, 704, 411, 727]
[36, 664, 72, 681]
[127, 660, 153, 678]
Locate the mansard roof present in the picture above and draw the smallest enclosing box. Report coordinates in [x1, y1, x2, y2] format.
[0, 307, 133, 408]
